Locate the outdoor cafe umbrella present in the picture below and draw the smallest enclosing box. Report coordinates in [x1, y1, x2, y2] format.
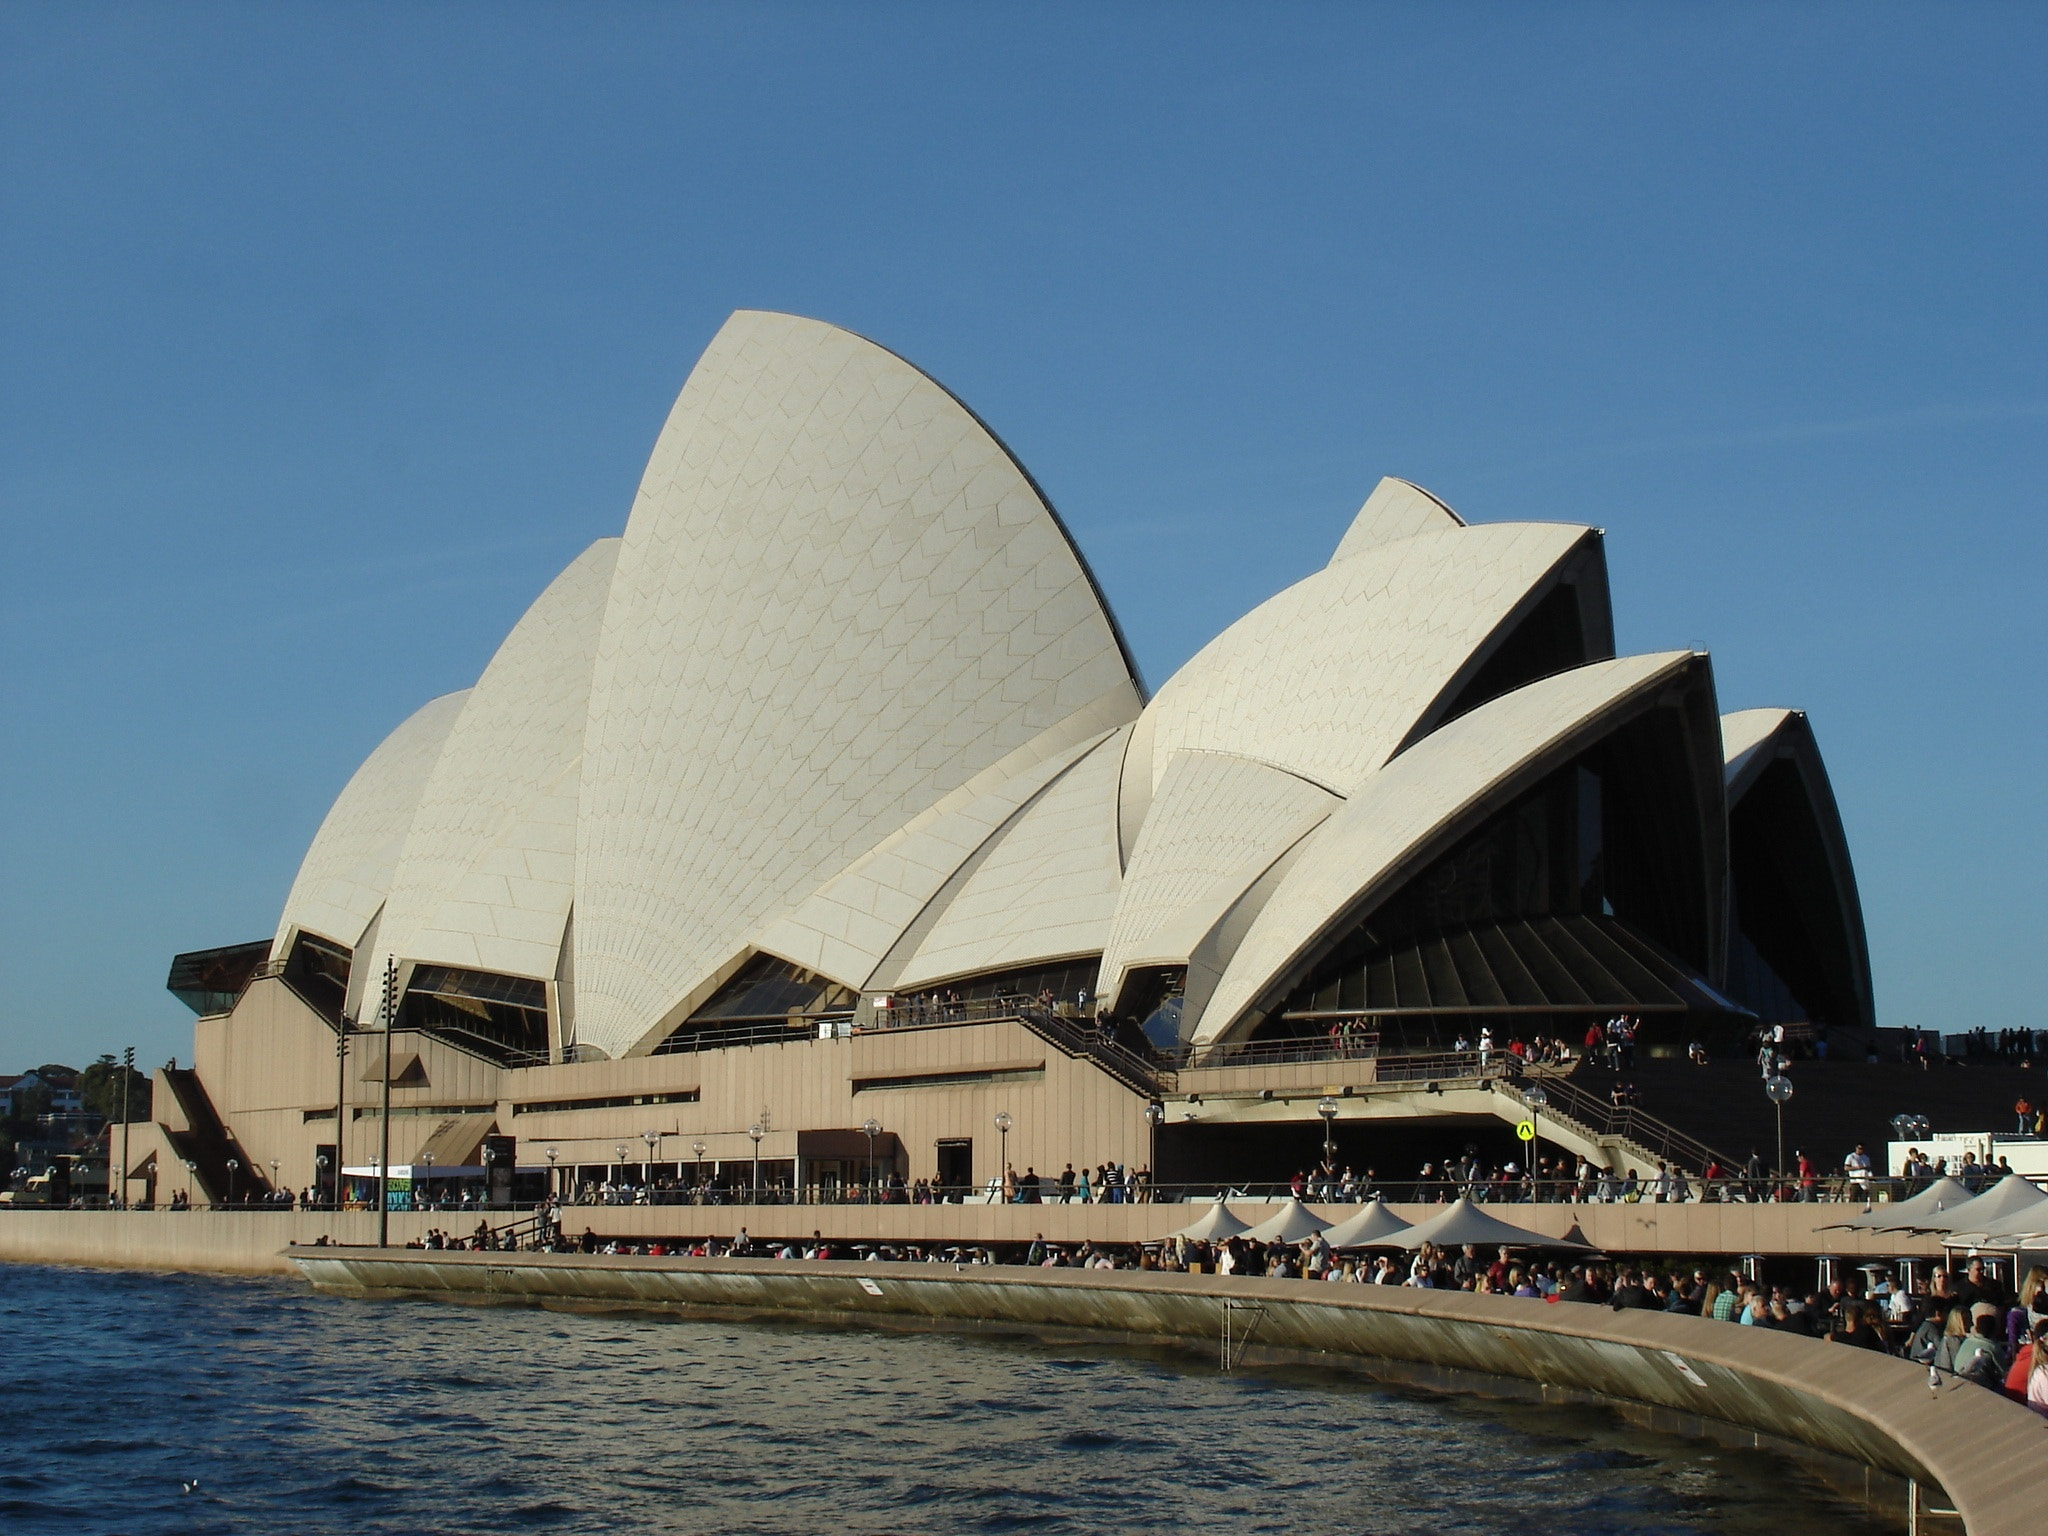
[1171, 1200, 1252, 1242]
[1939, 1181, 2048, 1248]
[1393, 1196, 1595, 1253]
[1319, 1199, 1413, 1250]
[1894, 1173, 2048, 1235]
[1239, 1198, 1333, 1244]
[1822, 1175, 1976, 1231]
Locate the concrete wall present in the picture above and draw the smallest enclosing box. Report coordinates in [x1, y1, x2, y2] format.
[289, 1252, 2045, 1536]
[0, 1197, 1939, 1278]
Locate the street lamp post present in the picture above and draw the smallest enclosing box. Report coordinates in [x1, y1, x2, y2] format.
[1522, 1085, 1548, 1200]
[614, 1143, 628, 1199]
[420, 1151, 435, 1210]
[692, 1140, 706, 1201]
[334, 1014, 352, 1210]
[1144, 1102, 1164, 1203]
[269, 1159, 280, 1206]
[545, 1146, 559, 1205]
[748, 1124, 765, 1204]
[1317, 1096, 1339, 1175]
[314, 1152, 330, 1214]
[861, 1117, 882, 1204]
[376, 957, 398, 1250]
[993, 1112, 1012, 1202]
[182, 1158, 199, 1208]
[1765, 1074, 1794, 1199]
[642, 1129, 660, 1197]
[226, 1158, 240, 1208]
[119, 1044, 135, 1210]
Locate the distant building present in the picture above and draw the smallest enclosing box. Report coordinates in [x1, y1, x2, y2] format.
[132, 312, 1871, 1208]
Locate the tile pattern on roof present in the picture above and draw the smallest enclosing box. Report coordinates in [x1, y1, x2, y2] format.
[755, 717, 1123, 990]
[1096, 750, 1338, 1008]
[369, 539, 620, 987]
[1131, 522, 1589, 807]
[1720, 707, 1793, 788]
[571, 311, 1139, 1057]
[1195, 652, 1697, 1047]
[274, 690, 470, 954]
[1327, 476, 1464, 561]
[891, 726, 1130, 991]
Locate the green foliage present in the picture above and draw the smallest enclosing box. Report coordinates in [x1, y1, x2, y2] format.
[79, 1056, 149, 1123]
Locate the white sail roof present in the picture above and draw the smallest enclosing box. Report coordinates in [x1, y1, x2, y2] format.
[274, 689, 470, 954]
[570, 311, 1140, 1056]
[368, 538, 619, 986]
[1194, 651, 1702, 1046]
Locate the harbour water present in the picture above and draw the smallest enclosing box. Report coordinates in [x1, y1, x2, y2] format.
[0, 1265, 1895, 1536]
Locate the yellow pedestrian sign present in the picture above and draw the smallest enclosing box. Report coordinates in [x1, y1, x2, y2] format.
[1515, 1120, 1535, 1141]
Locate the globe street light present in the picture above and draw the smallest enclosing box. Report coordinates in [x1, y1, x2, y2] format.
[614, 1143, 628, 1199]
[420, 1150, 435, 1210]
[315, 1151, 331, 1212]
[993, 1112, 1013, 1201]
[226, 1158, 240, 1208]
[545, 1146, 559, 1205]
[692, 1139, 707, 1201]
[641, 1129, 660, 1193]
[1144, 1101, 1165, 1201]
[748, 1124, 765, 1204]
[1522, 1085, 1548, 1199]
[1765, 1074, 1795, 1198]
[861, 1117, 882, 1204]
[269, 1159, 280, 1205]
[182, 1158, 199, 1208]
[1317, 1096, 1340, 1173]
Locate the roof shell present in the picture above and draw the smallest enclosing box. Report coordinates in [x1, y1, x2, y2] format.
[274, 689, 471, 955]
[1096, 749, 1338, 1012]
[1125, 521, 1594, 812]
[1194, 651, 1711, 1046]
[367, 538, 619, 987]
[570, 311, 1141, 1057]
[887, 725, 1129, 990]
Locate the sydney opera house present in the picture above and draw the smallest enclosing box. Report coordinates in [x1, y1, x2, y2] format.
[135, 311, 1872, 1208]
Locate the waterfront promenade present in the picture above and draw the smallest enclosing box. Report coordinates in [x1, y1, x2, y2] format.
[0, 1198, 1945, 1276]
[287, 1249, 2044, 1536]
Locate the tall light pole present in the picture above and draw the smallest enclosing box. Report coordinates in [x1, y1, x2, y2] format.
[334, 1013, 353, 1210]
[269, 1159, 280, 1205]
[376, 957, 398, 1249]
[1765, 1074, 1794, 1199]
[641, 1129, 660, 1194]
[1317, 1096, 1339, 1175]
[315, 1152, 330, 1215]
[748, 1123, 764, 1204]
[1523, 1085, 1548, 1200]
[419, 1151, 435, 1210]
[1144, 1101, 1164, 1202]
[692, 1140, 706, 1201]
[226, 1158, 240, 1208]
[861, 1117, 882, 1204]
[182, 1158, 200, 1208]
[614, 1143, 628, 1196]
[994, 1111, 1012, 1202]
[545, 1146, 559, 1206]
[118, 1045, 135, 1211]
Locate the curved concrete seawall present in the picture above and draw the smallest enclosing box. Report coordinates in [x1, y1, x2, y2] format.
[290, 1250, 2043, 1536]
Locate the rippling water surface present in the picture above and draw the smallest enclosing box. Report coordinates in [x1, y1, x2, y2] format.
[0, 1265, 1895, 1536]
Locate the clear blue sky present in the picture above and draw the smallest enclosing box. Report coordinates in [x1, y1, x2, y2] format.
[3, 4, 2042, 1072]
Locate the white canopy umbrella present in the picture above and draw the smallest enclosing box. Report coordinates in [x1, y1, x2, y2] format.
[1171, 1200, 1252, 1242]
[1319, 1200, 1413, 1250]
[1938, 1180, 2048, 1246]
[1824, 1175, 1976, 1231]
[1239, 1198, 1333, 1244]
[1394, 1197, 1595, 1252]
[1899, 1174, 2048, 1235]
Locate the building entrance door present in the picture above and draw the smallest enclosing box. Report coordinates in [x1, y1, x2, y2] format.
[935, 1138, 973, 1204]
